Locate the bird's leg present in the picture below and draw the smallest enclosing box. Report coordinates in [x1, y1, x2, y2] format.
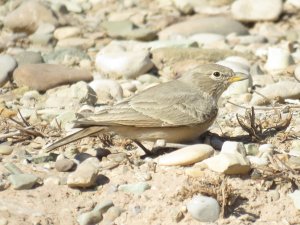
[132, 140, 154, 156]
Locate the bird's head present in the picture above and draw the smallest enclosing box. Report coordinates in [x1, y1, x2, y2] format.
[179, 64, 249, 100]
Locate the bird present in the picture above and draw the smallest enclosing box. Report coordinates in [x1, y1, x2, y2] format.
[45, 64, 248, 153]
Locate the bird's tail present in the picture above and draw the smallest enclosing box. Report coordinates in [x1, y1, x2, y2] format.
[44, 126, 106, 152]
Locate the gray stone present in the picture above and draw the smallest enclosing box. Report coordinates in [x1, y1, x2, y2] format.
[231, 0, 283, 22]
[13, 64, 93, 91]
[8, 173, 39, 190]
[187, 195, 220, 222]
[50, 111, 77, 131]
[158, 17, 248, 40]
[118, 182, 151, 194]
[43, 48, 90, 64]
[0, 54, 17, 87]
[15, 51, 44, 65]
[55, 158, 76, 172]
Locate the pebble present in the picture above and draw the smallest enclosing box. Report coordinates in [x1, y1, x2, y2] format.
[187, 195, 220, 222]
[158, 144, 214, 166]
[4, 0, 58, 33]
[67, 158, 99, 188]
[158, 16, 248, 40]
[258, 144, 274, 157]
[118, 182, 151, 194]
[0, 54, 17, 87]
[54, 26, 81, 40]
[244, 143, 259, 156]
[103, 206, 123, 224]
[15, 51, 44, 65]
[95, 50, 153, 79]
[247, 156, 269, 166]
[77, 200, 114, 225]
[8, 173, 39, 190]
[251, 81, 300, 105]
[288, 190, 300, 210]
[44, 81, 97, 111]
[50, 111, 77, 131]
[55, 158, 76, 172]
[0, 145, 13, 155]
[221, 141, 247, 156]
[265, 47, 294, 72]
[89, 79, 123, 104]
[44, 176, 61, 185]
[56, 38, 95, 50]
[43, 48, 90, 64]
[13, 64, 93, 91]
[202, 152, 250, 175]
[231, 0, 283, 22]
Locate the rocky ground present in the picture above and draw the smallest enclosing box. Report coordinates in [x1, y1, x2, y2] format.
[0, 0, 300, 224]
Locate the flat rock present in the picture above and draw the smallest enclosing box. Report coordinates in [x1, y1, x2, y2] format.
[251, 81, 300, 105]
[67, 158, 99, 188]
[4, 0, 58, 33]
[202, 152, 250, 175]
[187, 195, 220, 222]
[95, 50, 153, 79]
[158, 16, 248, 40]
[158, 144, 214, 166]
[56, 38, 95, 50]
[54, 26, 81, 40]
[13, 64, 93, 91]
[231, 0, 283, 22]
[0, 54, 17, 87]
[8, 173, 39, 190]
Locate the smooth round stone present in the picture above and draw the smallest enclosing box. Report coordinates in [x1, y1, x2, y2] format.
[221, 141, 247, 156]
[231, 0, 283, 22]
[137, 74, 160, 84]
[64, 1, 82, 13]
[89, 79, 123, 104]
[54, 26, 81, 40]
[187, 195, 220, 222]
[95, 50, 153, 79]
[158, 144, 214, 166]
[265, 47, 294, 72]
[158, 16, 248, 40]
[0, 54, 17, 87]
[0, 145, 13, 155]
[3, 0, 58, 33]
[247, 156, 269, 166]
[15, 51, 44, 65]
[251, 81, 300, 105]
[13, 64, 93, 91]
[44, 176, 61, 185]
[55, 158, 76, 172]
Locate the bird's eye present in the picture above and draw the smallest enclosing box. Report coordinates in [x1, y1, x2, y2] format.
[213, 71, 221, 77]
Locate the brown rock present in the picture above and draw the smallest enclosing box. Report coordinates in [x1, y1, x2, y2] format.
[4, 0, 58, 33]
[13, 64, 93, 91]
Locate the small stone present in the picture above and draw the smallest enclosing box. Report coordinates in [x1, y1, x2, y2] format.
[13, 64, 93, 91]
[251, 81, 300, 105]
[158, 144, 214, 166]
[54, 27, 81, 40]
[4, 0, 58, 33]
[231, 0, 283, 22]
[221, 141, 247, 156]
[203, 152, 250, 175]
[15, 51, 44, 65]
[43, 48, 90, 64]
[56, 38, 95, 50]
[67, 158, 99, 188]
[44, 176, 61, 185]
[0, 54, 17, 87]
[8, 173, 39, 190]
[289, 190, 300, 210]
[0, 145, 13, 155]
[247, 156, 269, 166]
[158, 17, 248, 40]
[31, 153, 58, 164]
[103, 206, 123, 224]
[258, 144, 274, 157]
[187, 195, 220, 222]
[118, 182, 150, 194]
[95, 50, 153, 79]
[50, 111, 77, 131]
[55, 159, 76, 172]
[89, 79, 123, 104]
[77, 200, 114, 225]
[265, 47, 294, 72]
[244, 143, 259, 156]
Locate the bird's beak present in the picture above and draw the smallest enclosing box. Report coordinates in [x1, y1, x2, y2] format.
[228, 72, 249, 83]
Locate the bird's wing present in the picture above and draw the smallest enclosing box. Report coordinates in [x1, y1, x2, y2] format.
[75, 80, 218, 128]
